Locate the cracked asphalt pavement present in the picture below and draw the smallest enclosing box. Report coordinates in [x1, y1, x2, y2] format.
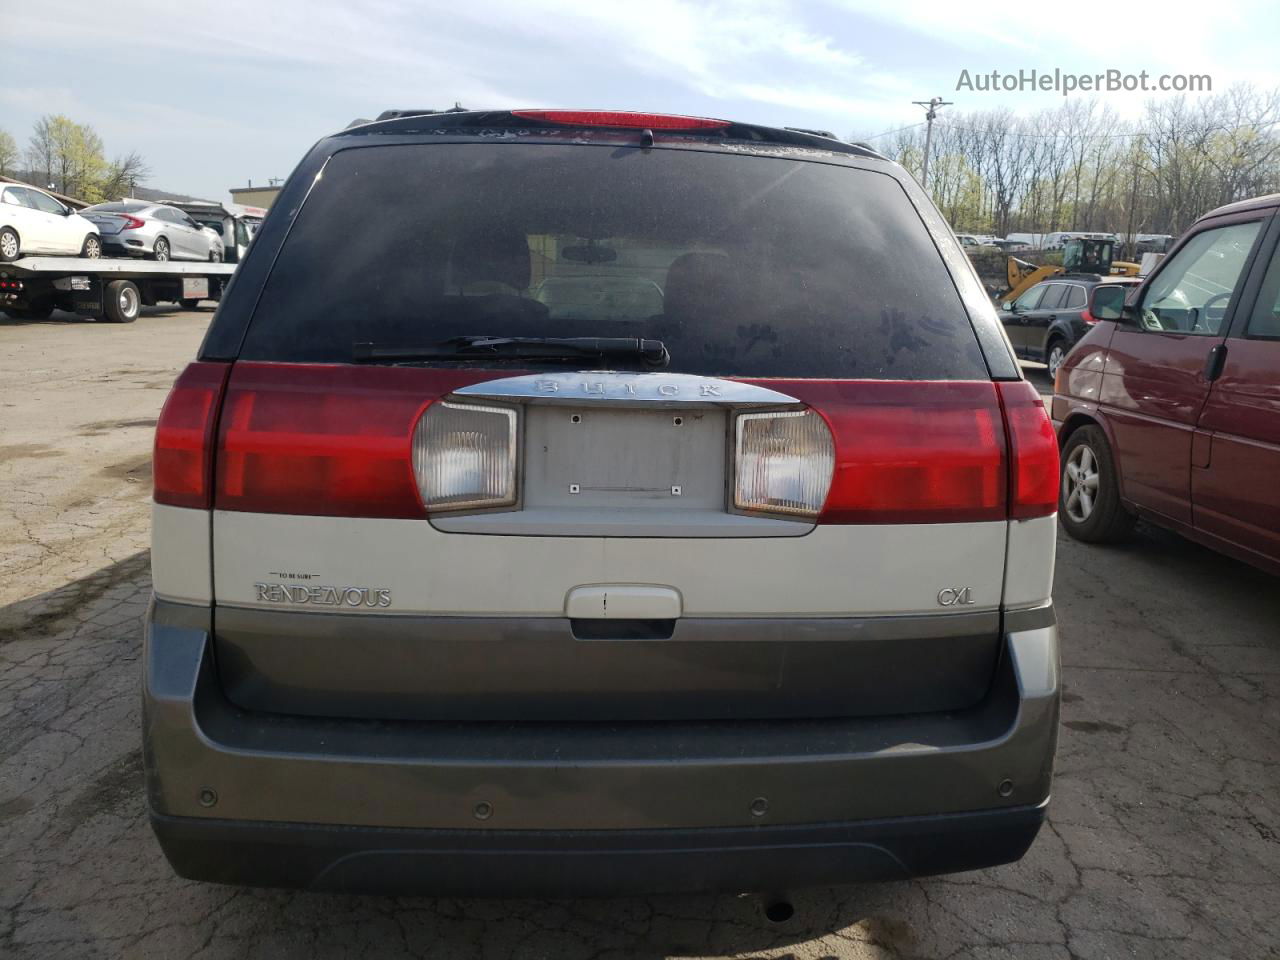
[2, 309, 1279, 959]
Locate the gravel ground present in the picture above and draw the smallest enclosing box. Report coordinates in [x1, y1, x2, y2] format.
[1, 309, 1278, 959]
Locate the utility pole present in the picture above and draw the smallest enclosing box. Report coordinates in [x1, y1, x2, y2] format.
[912, 97, 952, 192]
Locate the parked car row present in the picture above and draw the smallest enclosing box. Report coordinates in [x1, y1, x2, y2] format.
[0, 184, 224, 263]
[963, 232, 1174, 258]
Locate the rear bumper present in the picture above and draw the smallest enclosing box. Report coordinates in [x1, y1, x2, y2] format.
[142, 599, 1059, 893]
[101, 239, 147, 256]
[151, 801, 1048, 896]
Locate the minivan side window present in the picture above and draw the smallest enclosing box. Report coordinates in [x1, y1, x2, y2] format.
[1139, 221, 1261, 335]
[1245, 237, 1280, 339]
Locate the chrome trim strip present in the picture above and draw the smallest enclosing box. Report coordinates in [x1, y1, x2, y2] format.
[453, 372, 800, 407]
[1003, 601, 1056, 633]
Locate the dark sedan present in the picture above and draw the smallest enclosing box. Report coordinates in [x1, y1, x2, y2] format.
[999, 276, 1140, 377]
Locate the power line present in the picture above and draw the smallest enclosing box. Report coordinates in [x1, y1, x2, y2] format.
[858, 121, 927, 141]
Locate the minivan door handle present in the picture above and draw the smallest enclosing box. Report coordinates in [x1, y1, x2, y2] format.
[1203, 344, 1228, 382]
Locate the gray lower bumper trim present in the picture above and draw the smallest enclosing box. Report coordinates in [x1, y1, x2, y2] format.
[152, 800, 1049, 895]
[143, 598, 1059, 833]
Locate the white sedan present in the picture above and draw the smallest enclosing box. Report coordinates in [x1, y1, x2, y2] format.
[0, 184, 101, 261]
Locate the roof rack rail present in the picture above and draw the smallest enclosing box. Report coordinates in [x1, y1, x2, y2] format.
[376, 104, 467, 122]
[784, 126, 838, 139]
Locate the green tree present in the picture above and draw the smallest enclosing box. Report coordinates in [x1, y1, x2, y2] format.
[24, 115, 151, 201]
[0, 129, 17, 177]
[26, 114, 107, 198]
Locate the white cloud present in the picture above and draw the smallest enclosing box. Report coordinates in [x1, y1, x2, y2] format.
[7, 0, 1273, 199]
[439, 0, 868, 104]
[831, 0, 1276, 86]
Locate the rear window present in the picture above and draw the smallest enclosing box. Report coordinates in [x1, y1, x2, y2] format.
[242, 143, 988, 379]
[86, 202, 149, 213]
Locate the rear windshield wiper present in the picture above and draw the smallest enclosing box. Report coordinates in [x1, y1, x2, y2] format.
[353, 336, 670, 367]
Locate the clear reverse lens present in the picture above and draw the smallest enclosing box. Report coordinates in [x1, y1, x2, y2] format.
[413, 401, 517, 511]
[734, 409, 834, 518]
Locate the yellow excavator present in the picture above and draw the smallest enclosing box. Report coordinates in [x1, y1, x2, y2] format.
[1000, 237, 1140, 305]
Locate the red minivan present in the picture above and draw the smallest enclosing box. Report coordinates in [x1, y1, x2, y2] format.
[1053, 193, 1280, 575]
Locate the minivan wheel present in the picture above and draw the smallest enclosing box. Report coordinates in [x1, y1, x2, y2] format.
[1059, 425, 1134, 542]
[151, 238, 170, 262]
[104, 279, 141, 323]
[81, 235, 102, 259]
[0, 227, 19, 262]
[1046, 339, 1067, 379]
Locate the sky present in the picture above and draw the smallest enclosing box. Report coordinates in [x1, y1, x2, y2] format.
[3, 0, 1278, 201]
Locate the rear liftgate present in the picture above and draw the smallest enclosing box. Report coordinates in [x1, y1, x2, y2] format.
[191, 364, 1056, 722]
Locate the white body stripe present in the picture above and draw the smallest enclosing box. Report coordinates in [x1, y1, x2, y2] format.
[211, 511, 1027, 618]
[1003, 515, 1057, 610]
[151, 503, 212, 604]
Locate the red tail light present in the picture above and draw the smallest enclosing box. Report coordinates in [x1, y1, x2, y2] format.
[214, 364, 495, 518]
[154, 362, 231, 509]
[122, 215, 145, 229]
[759, 379, 1059, 523]
[511, 109, 730, 130]
[996, 381, 1060, 519]
[1082, 308, 1098, 324]
[205, 366, 1058, 523]
[766, 381, 1007, 524]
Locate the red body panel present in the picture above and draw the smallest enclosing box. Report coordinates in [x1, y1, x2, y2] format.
[1054, 201, 1280, 573]
[1097, 327, 1221, 524]
[1193, 338, 1280, 561]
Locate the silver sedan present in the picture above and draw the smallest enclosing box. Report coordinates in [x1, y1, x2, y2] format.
[80, 201, 224, 262]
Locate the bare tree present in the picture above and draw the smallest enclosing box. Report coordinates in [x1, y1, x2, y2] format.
[867, 84, 1280, 239]
[99, 152, 152, 200]
[26, 116, 57, 188]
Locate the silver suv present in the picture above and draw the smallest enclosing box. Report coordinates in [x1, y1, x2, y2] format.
[145, 109, 1060, 896]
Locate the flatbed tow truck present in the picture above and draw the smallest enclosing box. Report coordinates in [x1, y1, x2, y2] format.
[0, 257, 236, 322]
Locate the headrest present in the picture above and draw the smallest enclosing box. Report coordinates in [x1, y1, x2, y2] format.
[451, 228, 531, 292]
[662, 252, 737, 318]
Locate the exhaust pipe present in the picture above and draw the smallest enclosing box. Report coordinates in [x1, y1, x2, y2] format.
[762, 898, 795, 923]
